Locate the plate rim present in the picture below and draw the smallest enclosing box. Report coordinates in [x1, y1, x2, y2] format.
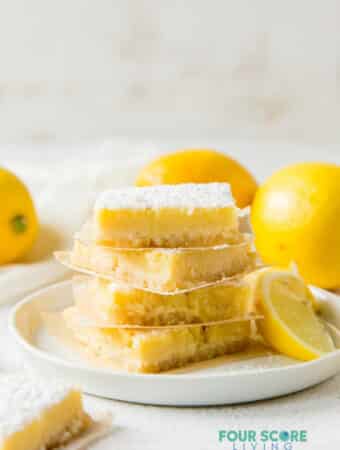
[9, 279, 340, 381]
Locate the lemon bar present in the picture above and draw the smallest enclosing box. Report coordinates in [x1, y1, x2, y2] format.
[64, 308, 250, 373]
[94, 183, 239, 248]
[0, 375, 90, 450]
[70, 237, 254, 292]
[73, 276, 252, 326]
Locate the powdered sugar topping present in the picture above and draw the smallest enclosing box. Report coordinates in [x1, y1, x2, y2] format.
[95, 183, 234, 210]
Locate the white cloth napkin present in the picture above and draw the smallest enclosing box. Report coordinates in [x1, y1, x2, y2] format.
[0, 158, 144, 304]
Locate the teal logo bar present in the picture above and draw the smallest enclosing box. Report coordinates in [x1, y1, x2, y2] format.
[218, 429, 308, 449]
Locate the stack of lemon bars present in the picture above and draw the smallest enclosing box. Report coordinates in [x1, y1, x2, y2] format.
[59, 183, 258, 373]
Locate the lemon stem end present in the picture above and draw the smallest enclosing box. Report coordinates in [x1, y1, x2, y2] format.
[11, 215, 27, 234]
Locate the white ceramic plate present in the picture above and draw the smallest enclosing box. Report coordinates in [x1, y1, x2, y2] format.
[10, 280, 340, 406]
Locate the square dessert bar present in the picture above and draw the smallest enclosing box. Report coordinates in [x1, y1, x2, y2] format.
[70, 236, 255, 292]
[94, 183, 239, 248]
[73, 276, 252, 326]
[0, 375, 90, 450]
[64, 308, 251, 373]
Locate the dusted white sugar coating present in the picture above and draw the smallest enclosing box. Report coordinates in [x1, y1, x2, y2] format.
[0, 374, 75, 441]
[95, 183, 234, 211]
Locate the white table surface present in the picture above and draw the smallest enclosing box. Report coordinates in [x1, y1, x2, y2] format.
[1, 139, 340, 449]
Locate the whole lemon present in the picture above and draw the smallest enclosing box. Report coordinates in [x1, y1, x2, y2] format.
[251, 162, 340, 289]
[0, 167, 39, 264]
[136, 149, 257, 208]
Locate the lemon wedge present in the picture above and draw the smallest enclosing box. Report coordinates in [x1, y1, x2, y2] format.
[247, 268, 334, 361]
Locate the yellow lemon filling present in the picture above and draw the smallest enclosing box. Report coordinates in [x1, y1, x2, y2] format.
[73, 276, 252, 326]
[70, 236, 254, 292]
[64, 308, 251, 373]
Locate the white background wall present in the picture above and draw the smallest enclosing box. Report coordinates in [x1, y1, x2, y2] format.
[0, 0, 339, 146]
